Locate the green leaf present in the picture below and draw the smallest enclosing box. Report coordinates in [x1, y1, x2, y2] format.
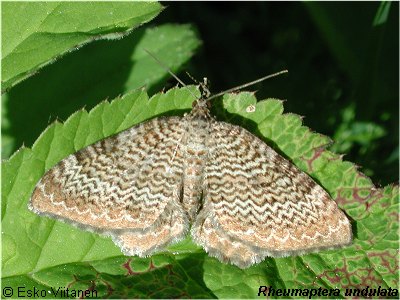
[1, 1, 163, 92]
[2, 90, 398, 298]
[2, 22, 201, 158]
[373, 2, 392, 26]
[331, 104, 386, 154]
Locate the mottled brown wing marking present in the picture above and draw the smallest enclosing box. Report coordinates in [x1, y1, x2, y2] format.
[112, 201, 188, 257]
[29, 117, 187, 233]
[191, 208, 263, 268]
[192, 121, 352, 267]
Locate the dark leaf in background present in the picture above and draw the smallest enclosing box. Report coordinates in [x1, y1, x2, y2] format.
[158, 1, 399, 186]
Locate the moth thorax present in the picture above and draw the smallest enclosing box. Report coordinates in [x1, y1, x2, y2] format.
[181, 123, 209, 221]
[190, 99, 211, 119]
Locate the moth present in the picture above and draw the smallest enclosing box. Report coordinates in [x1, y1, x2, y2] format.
[29, 61, 352, 268]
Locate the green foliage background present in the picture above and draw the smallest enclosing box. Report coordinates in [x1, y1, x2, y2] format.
[2, 1, 399, 299]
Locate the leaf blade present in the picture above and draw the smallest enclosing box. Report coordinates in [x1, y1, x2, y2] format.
[1, 1, 163, 92]
[2, 90, 398, 297]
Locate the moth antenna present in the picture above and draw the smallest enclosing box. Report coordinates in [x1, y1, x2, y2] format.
[185, 73, 211, 99]
[185, 71, 199, 84]
[207, 69, 288, 101]
[144, 49, 199, 100]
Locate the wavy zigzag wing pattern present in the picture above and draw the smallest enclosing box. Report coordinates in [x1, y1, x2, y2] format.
[29, 98, 352, 268]
[29, 117, 189, 256]
[191, 121, 352, 268]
